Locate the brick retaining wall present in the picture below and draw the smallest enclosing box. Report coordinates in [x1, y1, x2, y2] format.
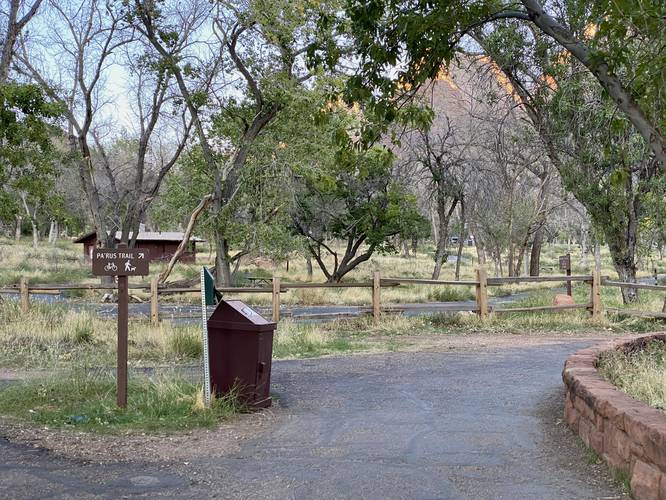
[562, 334, 666, 500]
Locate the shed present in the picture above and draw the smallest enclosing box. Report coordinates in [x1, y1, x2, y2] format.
[74, 229, 205, 262]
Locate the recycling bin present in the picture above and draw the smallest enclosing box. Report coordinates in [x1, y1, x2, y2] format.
[207, 299, 276, 409]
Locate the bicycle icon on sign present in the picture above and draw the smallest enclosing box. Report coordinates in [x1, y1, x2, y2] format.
[104, 262, 118, 272]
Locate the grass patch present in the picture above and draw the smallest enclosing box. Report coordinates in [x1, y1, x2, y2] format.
[0, 371, 239, 433]
[2, 296, 663, 371]
[427, 286, 475, 302]
[0, 301, 205, 369]
[598, 339, 666, 411]
[273, 319, 366, 358]
[169, 328, 203, 359]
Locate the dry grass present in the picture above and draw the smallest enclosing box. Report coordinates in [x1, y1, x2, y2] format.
[3, 237, 666, 310]
[598, 340, 666, 411]
[0, 301, 203, 368]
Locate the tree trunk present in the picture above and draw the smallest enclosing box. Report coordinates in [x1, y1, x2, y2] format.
[48, 220, 56, 244]
[14, 215, 21, 240]
[469, 221, 486, 266]
[31, 220, 38, 248]
[432, 198, 458, 279]
[158, 194, 212, 283]
[615, 261, 637, 304]
[454, 198, 465, 281]
[215, 236, 233, 287]
[401, 240, 410, 258]
[523, 245, 529, 276]
[529, 226, 544, 276]
[607, 237, 637, 304]
[429, 203, 439, 245]
[496, 246, 504, 277]
[305, 255, 313, 281]
[580, 227, 588, 268]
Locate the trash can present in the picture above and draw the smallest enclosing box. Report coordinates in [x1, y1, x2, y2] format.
[207, 300, 276, 409]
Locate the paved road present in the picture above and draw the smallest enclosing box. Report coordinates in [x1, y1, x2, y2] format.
[0, 341, 626, 499]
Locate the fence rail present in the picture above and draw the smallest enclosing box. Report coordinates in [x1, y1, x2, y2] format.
[601, 280, 666, 291]
[4, 268, 665, 325]
[487, 275, 594, 285]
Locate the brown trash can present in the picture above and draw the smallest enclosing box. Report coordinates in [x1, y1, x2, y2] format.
[207, 300, 276, 409]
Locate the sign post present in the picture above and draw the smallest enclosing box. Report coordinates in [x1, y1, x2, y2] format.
[92, 244, 149, 408]
[559, 253, 572, 296]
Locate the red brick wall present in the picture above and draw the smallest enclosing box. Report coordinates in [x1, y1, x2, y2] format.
[563, 335, 666, 500]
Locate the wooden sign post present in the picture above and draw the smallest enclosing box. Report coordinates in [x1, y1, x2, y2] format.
[559, 253, 572, 296]
[92, 244, 149, 408]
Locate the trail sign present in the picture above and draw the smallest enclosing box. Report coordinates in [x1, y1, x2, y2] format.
[91, 244, 150, 408]
[559, 253, 572, 297]
[558, 254, 571, 271]
[92, 248, 149, 276]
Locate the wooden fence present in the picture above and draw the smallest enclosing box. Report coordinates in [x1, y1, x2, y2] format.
[1, 267, 663, 325]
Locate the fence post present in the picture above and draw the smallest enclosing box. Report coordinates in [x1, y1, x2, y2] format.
[372, 270, 381, 323]
[475, 267, 489, 319]
[150, 276, 159, 327]
[591, 269, 602, 319]
[272, 276, 281, 323]
[19, 277, 29, 312]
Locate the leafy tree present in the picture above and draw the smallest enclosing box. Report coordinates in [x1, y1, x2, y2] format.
[336, 0, 666, 165]
[133, 0, 345, 285]
[472, 8, 665, 300]
[0, 82, 61, 243]
[293, 139, 427, 282]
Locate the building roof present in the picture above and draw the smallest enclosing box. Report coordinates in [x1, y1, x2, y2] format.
[74, 230, 205, 244]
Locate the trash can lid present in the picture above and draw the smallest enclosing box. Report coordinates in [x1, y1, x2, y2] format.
[208, 299, 276, 331]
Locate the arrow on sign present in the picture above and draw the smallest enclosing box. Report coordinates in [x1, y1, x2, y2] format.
[139, 252, 145, 259]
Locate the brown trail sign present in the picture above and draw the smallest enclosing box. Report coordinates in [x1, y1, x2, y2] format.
[92, 244, 149, 408]
[559, 253, 572, 296]
[92, 248, 150, 276]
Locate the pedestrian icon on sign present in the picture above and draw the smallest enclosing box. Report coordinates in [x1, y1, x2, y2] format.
[125, 260, 136, 272]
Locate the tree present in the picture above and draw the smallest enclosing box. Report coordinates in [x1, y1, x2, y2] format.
[0, 0, 42, 83]
[16, 0, 193, 251]
[338, 1, 664, 300]
[341, 0, 666, 166]
[132, 0, 345, 285]
[0, 0, 63, 244]
[293, 140, 427, 282]
[473, 12, 664, 300]
[400, 117, 465, 279]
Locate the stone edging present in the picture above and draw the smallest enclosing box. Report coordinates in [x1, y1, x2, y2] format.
[562, 334, 666, 500]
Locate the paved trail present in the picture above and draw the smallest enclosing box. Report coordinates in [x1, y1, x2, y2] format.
[1, 341, 627, 499]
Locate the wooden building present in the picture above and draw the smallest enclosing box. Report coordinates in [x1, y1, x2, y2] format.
[74, 229, 205, 262]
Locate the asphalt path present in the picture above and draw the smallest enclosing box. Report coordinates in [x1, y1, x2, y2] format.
[0, 291, 531, 324]
[0, 340, 627, 499]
